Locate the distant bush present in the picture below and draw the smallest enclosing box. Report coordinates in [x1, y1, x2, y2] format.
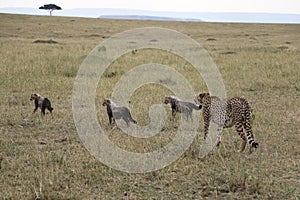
[33, 39, 58, 44]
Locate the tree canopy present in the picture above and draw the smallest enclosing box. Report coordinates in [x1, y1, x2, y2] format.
[39, 4, 62, 16]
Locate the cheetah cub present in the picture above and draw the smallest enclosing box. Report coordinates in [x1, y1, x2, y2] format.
[102, 98, 137, 126]
[30, 93, 54, 118]
[164, 96, 202, 121]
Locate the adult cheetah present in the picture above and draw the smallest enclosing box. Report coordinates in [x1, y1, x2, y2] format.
[195, 93, 258, 152]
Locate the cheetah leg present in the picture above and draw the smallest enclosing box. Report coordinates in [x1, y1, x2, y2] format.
[216, 136, 221, 147]
[123, 117, 131, 127]
[189, 112, 193, 122]
[215, 126, 222, 147]
[109, 117, 116, 128]
[203, 119, 209, 140]
[184, 112, 189, 121]
[240, 135, 247, 153]
[248, 146, 253, 154]
[109, 116, 113, 125]
[172, 109, 176, 121]
[234, 122, 246, 152]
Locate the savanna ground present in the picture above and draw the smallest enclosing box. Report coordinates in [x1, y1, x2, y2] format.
[0, 13, 299, 199]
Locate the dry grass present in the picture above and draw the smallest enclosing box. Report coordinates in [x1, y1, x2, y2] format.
[0, 13, 299, 199]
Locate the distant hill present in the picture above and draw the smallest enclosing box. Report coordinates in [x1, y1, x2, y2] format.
[99, 15, 202, 22]
[0, 7, 300, 23]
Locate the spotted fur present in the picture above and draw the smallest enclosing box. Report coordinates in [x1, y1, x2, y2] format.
[195, 92, 258, 152]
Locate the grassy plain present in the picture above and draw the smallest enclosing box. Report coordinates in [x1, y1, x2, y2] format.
[0, 13, 299, 199]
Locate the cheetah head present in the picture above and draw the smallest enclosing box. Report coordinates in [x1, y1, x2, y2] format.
[30, 93, 41, 101]
[195, 93, 211, 105]
[102, 98, 111, 107]
[164, 96, 172, 104]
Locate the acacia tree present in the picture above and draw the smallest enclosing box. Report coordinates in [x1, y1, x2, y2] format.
[39, 4, 62, 16]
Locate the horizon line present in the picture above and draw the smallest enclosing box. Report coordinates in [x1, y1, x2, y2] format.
[1, 7, 300, 15]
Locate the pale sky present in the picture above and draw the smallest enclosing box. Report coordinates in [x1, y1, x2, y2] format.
[1, 0, 300, 14]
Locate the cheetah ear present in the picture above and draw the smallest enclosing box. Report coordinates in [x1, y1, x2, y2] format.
[199, 93, 205, 98]
[206, 93, 210, 96]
